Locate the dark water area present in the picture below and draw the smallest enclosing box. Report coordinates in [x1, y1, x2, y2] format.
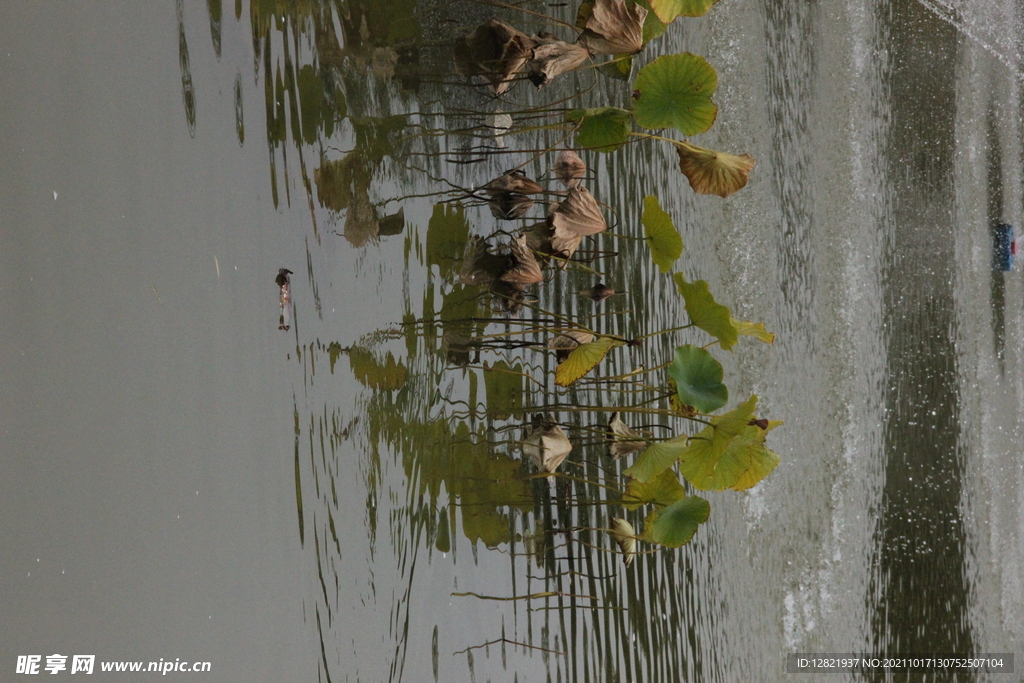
[872, 0, 974, 673]
[2, 1, 1023, 682]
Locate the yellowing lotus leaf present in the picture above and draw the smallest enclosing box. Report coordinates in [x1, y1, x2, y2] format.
[675, 141, 756, 198]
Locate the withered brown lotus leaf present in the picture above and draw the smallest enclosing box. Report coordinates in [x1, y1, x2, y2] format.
[454, 19, 537, 94]
[549, 185, 607, 257]
[523, 415, 573, 473]
[607, 411, 647, 459]
[577, 0, 648, 55]
[527, 37, 591, 88]
[500, 234, 544, 285]
[674, 141, 756, 198]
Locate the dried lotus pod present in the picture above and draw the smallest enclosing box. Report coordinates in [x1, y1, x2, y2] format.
[553, 150, 587, 188]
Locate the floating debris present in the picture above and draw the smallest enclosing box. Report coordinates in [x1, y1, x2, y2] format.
[276, 268, 293, 331]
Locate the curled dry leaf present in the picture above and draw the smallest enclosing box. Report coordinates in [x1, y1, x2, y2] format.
[548, 329, 595, 361]
[454, 19, 537, 94]
[548, 185, 607, 261]
[609, 517, 637, 567]
[501, 234, 544, 285]
[523, 415, 573, 473]
[527, 37, 592, 88]
[484, 170, 544, 220]
[674, 141, 756, 198]
[607, 411, 647, 459]
[553, 150, 587, 188]
[577, 0, 648, 55]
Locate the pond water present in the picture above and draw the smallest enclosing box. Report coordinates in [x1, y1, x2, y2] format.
[2, 1, 1023, 682]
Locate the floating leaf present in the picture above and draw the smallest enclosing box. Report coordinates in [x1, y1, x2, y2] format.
[609, 518, 637, 567]
[608, 411, 647, 459]
[673, 274, 739, 350]
[555, 336, 624, 386]
[666, 344, 728, 414]
[577, 0, 648, 55]
[648, 0, 719, 23]
[731, 316, 774, 344]
[622, 433, 688, 482]
[567, 107, 632, 153]
[553, 150, 587, 187]
[523, 415, 573, 473]
[622, 469, 685, 509]
[674, 141, 756, 197]
[634, 0, 668, 43]
[644, 496, 710, 547]
[642, 195, 683, 272]
[633, 53, 717, 136]
[677, 395, 781, 490]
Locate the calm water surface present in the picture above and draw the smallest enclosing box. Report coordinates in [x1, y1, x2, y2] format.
[2, 1, 1023, 682]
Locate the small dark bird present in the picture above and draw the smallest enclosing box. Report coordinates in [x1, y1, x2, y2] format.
[579, 282, 622, 302]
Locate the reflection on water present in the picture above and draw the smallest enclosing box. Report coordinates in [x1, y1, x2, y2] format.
[171, 0, 1023, 680]
[872, 0, 974, 670]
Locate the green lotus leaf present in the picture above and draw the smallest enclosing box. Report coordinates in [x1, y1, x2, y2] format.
[597, 54, 634, 80]
[632, 53, 717, 135]
[622, 433, 687, 482]
[648, 0, 719, 23]
[674, 274, 739, 350]
[731, 316, 774, 344]
[643, 495, 710, 547]
[642, 194, 683, 272]
[666, 344, 728, 414]
[426, 202, 470, 279]
[483, 360, 524, 420]
[634, 0, 668, 43]
[622, 468, 686, 509]
[677, 395, 781, 490]
[555, 336, 625, 386]
[566, 107, 633, 153]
